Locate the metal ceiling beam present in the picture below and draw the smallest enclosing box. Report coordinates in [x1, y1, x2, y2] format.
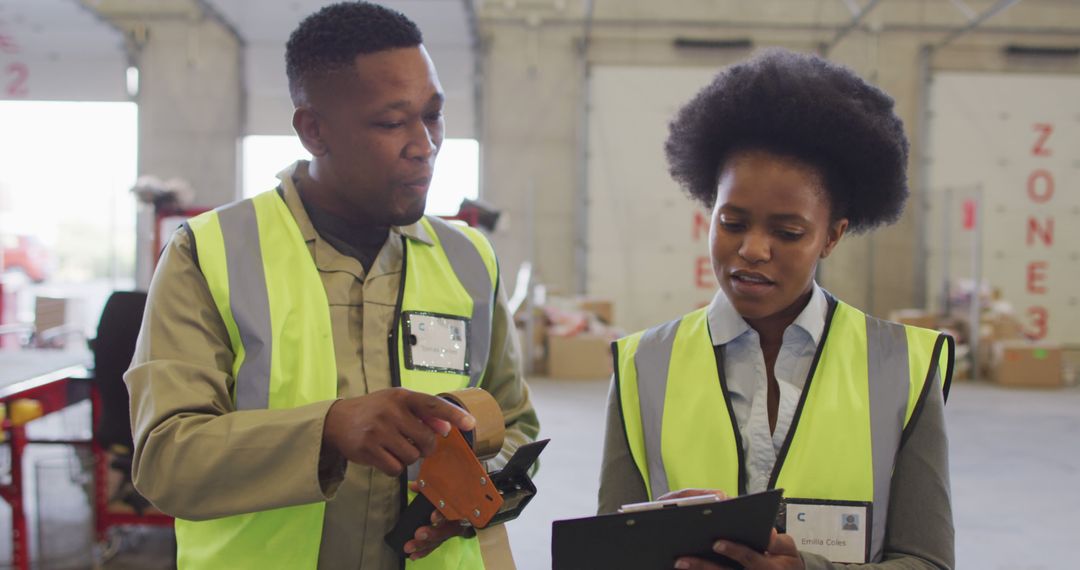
[480, 15, 1080, 39]
[823, 0, 884, 54]
[839, 0, 862, 18]
[946, 0, 978, 21]
[195, 0, 245, 47]
[463, 0, 484, 142]
[582, 0, 596, 52]
[575, 0, 596, 296]
[936, 0, 1023, 48]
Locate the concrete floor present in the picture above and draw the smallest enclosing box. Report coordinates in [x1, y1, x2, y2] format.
[1, 378, 1076, 569]
[507, 378, 1080, 570]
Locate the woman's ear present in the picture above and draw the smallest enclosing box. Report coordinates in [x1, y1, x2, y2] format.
[293, 107, 328, 157]
[821, 218, 849, 259]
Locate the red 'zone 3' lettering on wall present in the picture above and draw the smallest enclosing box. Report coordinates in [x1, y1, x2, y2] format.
[692, 210, 709, 242]
[1026, 261, 1048, 294]
[1026, 217, 1054, 247]
[1026, 169, 1054, 203]
[1031, 123, 1053, 157]
[1028, 306, 1048, 340]
[1024, 123, 1054, 340]
[695, 257, 713, 289]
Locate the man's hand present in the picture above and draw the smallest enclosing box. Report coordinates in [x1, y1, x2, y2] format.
[673, 529, 804, 570]
[403, 482, 470, 559]
[322, 388, 476, 476]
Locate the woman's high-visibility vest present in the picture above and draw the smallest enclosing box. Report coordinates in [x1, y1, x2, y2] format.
[180, 190, 498, 569]
[613, 297, 952, 564]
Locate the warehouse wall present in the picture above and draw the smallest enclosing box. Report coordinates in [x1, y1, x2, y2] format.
[477, 0, 1080, 325]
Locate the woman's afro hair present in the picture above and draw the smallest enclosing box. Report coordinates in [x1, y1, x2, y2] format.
[664, 48, 909, 233]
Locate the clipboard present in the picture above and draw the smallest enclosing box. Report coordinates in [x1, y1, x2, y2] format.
[551, 489, 783, 570]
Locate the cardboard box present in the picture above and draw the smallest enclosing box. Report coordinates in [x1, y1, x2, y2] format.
[991, 341, 1063, 388]
[974, 313, 1025, 379]
[1062, 344, 1080, 387]
[578, 299, 615, 325]
[514, 306, 550, 375]
[546, 334, 613, 379]
[888, 309, 937, 330]
[34, 296, 69, 332]
[981, 313, 1024, 342]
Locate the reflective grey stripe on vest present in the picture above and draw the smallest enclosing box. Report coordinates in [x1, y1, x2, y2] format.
[864, 316, 911, 563]
[633, 318, 682, 499]
[426, 217, 494, 388]
[217, 200, 273, 411]
[633, 312, 915, 562]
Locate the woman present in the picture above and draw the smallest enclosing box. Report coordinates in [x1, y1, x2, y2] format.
[598, 49, 954, 570]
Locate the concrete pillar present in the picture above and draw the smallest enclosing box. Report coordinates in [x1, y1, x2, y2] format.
[88, 0, 243, 288]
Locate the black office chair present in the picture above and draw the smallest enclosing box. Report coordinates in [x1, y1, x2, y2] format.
[88, 291, 148, 513]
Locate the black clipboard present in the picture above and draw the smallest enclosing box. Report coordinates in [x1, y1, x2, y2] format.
[551, 489, 782, 570]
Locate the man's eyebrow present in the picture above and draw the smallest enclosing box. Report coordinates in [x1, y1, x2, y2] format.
[379, 92, 445, 112]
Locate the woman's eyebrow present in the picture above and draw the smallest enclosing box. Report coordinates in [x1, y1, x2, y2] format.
[767, 213, 811, 223]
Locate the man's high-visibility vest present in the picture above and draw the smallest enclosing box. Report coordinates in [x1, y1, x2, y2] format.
[613, 297, 952, 563]
[180, 190, 499, 569]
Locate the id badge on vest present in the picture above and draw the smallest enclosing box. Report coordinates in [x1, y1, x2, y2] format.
[403, 312, 470, 375]
[781, 499, 871, 564]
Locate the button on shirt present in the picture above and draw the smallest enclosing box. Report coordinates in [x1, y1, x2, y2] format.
[705, 284, 828, 494]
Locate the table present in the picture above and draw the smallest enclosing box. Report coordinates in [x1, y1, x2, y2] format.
[0, 349, 92, 568]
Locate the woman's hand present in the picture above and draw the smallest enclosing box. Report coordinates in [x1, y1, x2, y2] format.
[657, 488, 729, 501]
[673, 529, 804, 570]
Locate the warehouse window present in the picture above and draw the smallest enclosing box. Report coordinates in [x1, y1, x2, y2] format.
[0, 100, 137, 342]
[241, 136, 479, 216]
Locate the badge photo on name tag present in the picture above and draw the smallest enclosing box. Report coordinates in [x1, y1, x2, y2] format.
[781, 498, 871, 564]
[402, 312, 470, 375]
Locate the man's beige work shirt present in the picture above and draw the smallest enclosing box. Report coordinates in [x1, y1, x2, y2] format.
[125, 161, 540, 569]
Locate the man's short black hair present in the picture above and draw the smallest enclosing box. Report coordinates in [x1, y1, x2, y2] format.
[285, 1, 423, 105]
[664, 48, 909, 233]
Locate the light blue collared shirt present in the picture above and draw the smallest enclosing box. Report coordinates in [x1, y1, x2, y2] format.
[706, 283, 828, 494]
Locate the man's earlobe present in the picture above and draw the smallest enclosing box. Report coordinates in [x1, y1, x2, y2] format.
[293, 107, 327, 156]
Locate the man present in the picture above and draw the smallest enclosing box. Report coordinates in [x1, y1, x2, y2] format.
[125, 3, 539, 569]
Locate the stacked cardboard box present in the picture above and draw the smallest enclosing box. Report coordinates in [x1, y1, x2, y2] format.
[544, 297, 619, 379]
[992, 341, 1063, 388]
[546, 334, 613, 379]
[512, 296, 620, 380]
[34, 296, 68, 333]
[888, 309, 938, 330]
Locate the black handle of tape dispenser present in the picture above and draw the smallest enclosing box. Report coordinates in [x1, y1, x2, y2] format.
[385, 493, 438, 554]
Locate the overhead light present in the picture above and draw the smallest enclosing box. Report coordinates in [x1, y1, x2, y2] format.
[1003, 45, 1080, 58]
[673, 38, 753, 50]
[126, 66, 139, 98]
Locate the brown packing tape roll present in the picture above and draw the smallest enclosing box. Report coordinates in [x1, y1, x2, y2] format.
[440, 388, 505, 460]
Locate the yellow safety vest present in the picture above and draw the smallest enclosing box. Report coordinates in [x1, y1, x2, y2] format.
[181, 190, 498, 569]
[613, 297, 952, 563]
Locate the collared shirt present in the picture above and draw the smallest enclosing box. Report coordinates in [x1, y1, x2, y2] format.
[294, 177, 391, 274]
[597, 286, 955, 569]
[126, 160, 538, 570]
[706, 284, 828, 493]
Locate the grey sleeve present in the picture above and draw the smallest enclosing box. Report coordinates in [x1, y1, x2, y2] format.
[801, 375, 955, 570]
[597, 376, 649, 514]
